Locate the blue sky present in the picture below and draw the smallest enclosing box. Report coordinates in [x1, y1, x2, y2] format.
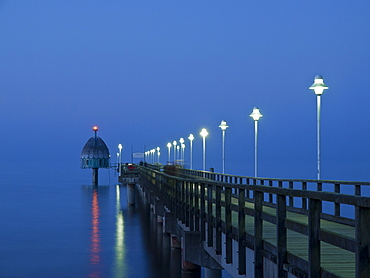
[1, 1, 370, 181]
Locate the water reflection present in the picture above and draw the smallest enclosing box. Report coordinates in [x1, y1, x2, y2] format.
[114, 185, 127, 277]
[90, 188, 101, 265]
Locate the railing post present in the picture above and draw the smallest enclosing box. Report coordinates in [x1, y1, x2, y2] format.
[334, 183, 340, 216]
[207, 183, 214, 247]
[189, 182, 194, 231]
[308, 198, 321, 278]
[355, 205, 370, 278]
[269, 180, 273, 203]
[185, 181, 190, 227]
[225, 186, 232, 264]
[194, 182, 200, 232]
[254, 190, 263, 277]
[238, 188, 246, 275]
[289, 181, 294, 207]
[200, 183, 206, 241]
[302, 181, 307, 210]
[215, 185, 222, 255]
[277, 194, 287, 278]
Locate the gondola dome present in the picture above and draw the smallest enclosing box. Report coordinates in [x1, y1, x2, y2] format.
[81, 126, 110, 169]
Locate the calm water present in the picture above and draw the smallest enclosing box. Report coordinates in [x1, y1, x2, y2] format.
[0, 165, 232, 278]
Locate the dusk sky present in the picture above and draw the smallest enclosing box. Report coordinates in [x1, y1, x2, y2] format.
[1, 1, 370, 181]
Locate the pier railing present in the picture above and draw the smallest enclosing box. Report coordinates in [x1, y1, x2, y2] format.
[139, 166, 370, 278]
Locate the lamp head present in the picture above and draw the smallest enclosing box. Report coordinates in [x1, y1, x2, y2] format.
[167, 142, 172, 148]
[309, 75, 329, 95]
[219, 120, 229, 131]
[200, 128, 209, 138]
[173, 140, 177, 146]
[250, 107, 263, 121]
[188, 134, 194, 141]
[179, 137, 185, 144]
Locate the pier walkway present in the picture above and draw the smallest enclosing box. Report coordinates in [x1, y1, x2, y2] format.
[121, 164, 370, 278]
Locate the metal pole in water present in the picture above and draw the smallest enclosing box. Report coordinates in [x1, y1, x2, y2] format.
[92, 168, 98, 186]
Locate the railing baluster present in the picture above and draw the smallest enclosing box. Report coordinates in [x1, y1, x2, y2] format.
[254, 190, 263, 277]
[355, 205, 370, 278]
[334, 183, 340, 216]
[238, 187, 246, 275]
[215, 185, 222, 255]
[302, 181, 307, 210]
[225, 186, 232, 264]
[308, 198, 322, 277]
[194, 182, 200, 232]
[289, 181, 294, 207]
[277, 194, 287, 278]
[207, 183, 213, 247]
[200, 183, 206, 241]
[189, 182, 194, 230]
[269, 180, 273, 203]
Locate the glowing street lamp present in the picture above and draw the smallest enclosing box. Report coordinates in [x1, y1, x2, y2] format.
[118, 144, 123, 176]
[200, 128, 209, 171]
[188, 134, 194, 169]
[156, 147, 160, 163]
[219, 120, 229, 174]
[250, 107, 263, 177]
[173, 141, 177, 163]
[179, 138, 185, 166]
[309, 75, 329, 180]
[167, 142, 172, 164]
[151, 149, 155, 164]
[181, 143, 185, 167]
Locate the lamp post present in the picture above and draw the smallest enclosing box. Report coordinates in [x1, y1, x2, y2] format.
[309, 75, 329, 180]
[173, 141, 177, 163]
[250, 107, 263, 177]
[188, 134, 194, 169]
[118, 144, 122, 176]
[167, 142, 172, 164]
[156, 147, 160, 164]
[116, 152, 119, 174]
[151, 149, 155, 164]
[181, 143, 185, 167]
[200, 128, 209, 171]
[179, 137, 185, 166]
[219, 120, 229, 174]
[176, 145, 180, 164]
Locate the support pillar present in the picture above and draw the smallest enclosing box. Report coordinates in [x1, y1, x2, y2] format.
[204, 268, 222, 278]
[127, 183, 135, 206]
[92, 168, 98, 186]
[181, 240, 201, 272]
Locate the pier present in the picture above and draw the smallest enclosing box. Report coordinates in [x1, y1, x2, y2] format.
[120, 164, 370, 278]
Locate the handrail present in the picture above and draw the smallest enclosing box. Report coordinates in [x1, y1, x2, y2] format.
[138, 165, 370, 277]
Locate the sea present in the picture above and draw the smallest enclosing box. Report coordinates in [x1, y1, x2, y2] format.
[0, 164, 232, 278]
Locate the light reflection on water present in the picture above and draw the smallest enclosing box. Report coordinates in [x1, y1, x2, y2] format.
[90, 189, 101, 265]
[0, 166, 231, 278]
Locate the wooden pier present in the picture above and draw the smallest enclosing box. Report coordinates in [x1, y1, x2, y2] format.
[123, 165, 370, 278]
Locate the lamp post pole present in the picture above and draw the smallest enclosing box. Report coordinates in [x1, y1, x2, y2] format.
[156, 147, 160, 164]
[179, 137, 185, 166]
[173, 141, 177, 164]
[200, 128, 209, 171]
[309, 75, 329, 180]
[219, 120, 229, 174]
[167, 142, 172, 165]
[250, 108, 263, 177]
[118, 144, 122, 176]
[188, 134, 194, 169]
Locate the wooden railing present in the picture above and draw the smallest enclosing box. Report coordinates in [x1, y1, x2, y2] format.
[139, 166, 370, 278]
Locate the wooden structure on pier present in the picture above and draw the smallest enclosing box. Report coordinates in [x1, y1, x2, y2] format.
[136, 165, 370, 278]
